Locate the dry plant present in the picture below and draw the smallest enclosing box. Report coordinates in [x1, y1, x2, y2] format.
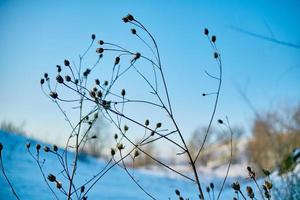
[0, 14, 242, 200]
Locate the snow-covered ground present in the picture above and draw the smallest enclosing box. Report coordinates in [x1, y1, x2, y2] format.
[0, 131, 286, 199]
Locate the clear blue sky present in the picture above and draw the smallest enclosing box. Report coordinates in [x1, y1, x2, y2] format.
[0, 0, 299, 145]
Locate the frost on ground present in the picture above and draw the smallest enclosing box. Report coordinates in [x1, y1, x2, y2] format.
[0, 131, 282, 200]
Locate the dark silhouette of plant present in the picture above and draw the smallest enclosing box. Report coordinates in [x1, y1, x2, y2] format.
[0, 14, 241, 200]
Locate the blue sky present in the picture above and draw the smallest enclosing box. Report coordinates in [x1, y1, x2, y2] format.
[0, 0, 299, 145]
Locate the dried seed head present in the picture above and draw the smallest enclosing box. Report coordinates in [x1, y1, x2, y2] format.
[26, 142, 31, 149]
[262, 169, 270, 176]
[47, 174, 56, 182]
[64, 59, 70, 66]
[121, 89, 126, 97]
[91, 135, 97, 139]
[217, 119, 223, 124]
[115, 57, 120, 65]
[56, 75, 64, 84]
[122, 14, 134, 23]
[93, 87, 98, 92]
[80, 186, 85, 193]
[134, 150, 139, 158]
[202, 93, 206, 96]
[175, 189, 180, 196]
[75, 79, 79, 84]
[131, 28, 137, 34]
[96, 48, 104, 54]
[111, 148, 116, 156]
[36, 144, 41, 151]
[44, 146, 50, 152]
[53, 145, 58, 152]
[97, 91, 103, 98]
[94, 113, 98, 119]
[82, 197, 87, 200]
[145, 119, 150, 126]
[204, 28, 209, 35]
[56, 181, 62, 189]
[247, 166, 252, 172]
[114, 134, 118, 140]
[49, 92, 58, 99]
[246, 186, 254, 198]
[98, 40, 104, 45]
[156, 122, 162, 128]
[65, 75, 71, 82]
[56, 65, 62, 73]
[150, 131, 155, 136]
[265, 180, 272, 189]
[90, 91, 96, 98]
[104, 80, 109, 86]
[95, 79, 100, 85]
[91, 34, 96, 40]
[214, 52, 219, 59]
[134, 52, 141, 60]
[40, 78, 45, 85]
[206, 186, 210, 193]
[231, 181, 240, 191]
[124, 125, 129, 132]
[211, 35, 216, 43]
[44, 73, 48, 79]
[210, 182, 214, 189]
[83, 68, 91, 77]
[117, 143, 124, 150]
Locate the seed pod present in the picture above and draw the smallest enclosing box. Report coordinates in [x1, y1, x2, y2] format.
[97, 91, 102, 98]
[117, 143, 124, 150]
[131, 28, 137, 35]
[231, 181, 240, 191]
[64, 59, 70, 66]
[44, 146, 50, 152]
[47, 174, 56, 182]
[91, 34, 96, 40]
[65, 75, 71, 82]
[44, 73, 48, 79]
[56, 65, 62, 73]
[217, 119, 223, 124]
[114, 134, 118, 140]
[75, 79, 79, 84]
[210, 182, 214, 189]
[53, 145, 58, 152]
[206, 186, 210, 193]
[121, 89, 126, 97]
[211, 35, 216, 43]
[214, 52, 219, 59]
[134, 150, 139, 158]
[50, 92, 58, 99]
[56, 75, 64, 84]
[246, 186, 254, 199]
[265, 180, 272, 189]
[175, 189, 180, 196]
[133, 52, 141, 60]
[26, 142, 31, 149]
[91, 135, 97, 139]
[90, 91, 96, 98]
[156, 122, 162, 128]
[145, 119, 149, 126]
[124, 125, 129, 132]
[94, 113, 98, 119]
[104, 80, 109, 86]
[114, 57, 120, 65]
[80, 186, 85, 193]
[96, 48, 104, 54]
[83, 69, 91, 77]
[95, 79, 100, 85]
[111, 148, 116, 156]
[56, 182, 62, 189]
[98, 40, 104, 45]
[36, 144, 41, 151]
[204, 28, 209, 35]
[40, 78, 45, 85]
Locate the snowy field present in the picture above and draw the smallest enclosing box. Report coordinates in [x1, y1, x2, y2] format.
[0, 131, 267, 199]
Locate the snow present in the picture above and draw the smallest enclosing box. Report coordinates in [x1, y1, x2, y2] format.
[0, 131, 279, 199]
